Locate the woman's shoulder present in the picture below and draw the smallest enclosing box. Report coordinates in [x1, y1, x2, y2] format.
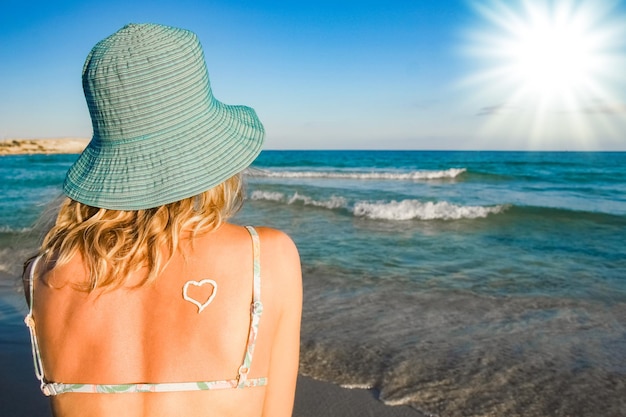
[247, 225, 301, 300]
[253, 226, 298, 255]
[219, 223, 299, 261]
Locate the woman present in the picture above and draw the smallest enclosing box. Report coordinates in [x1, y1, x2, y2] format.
[23, 23, 302, 417]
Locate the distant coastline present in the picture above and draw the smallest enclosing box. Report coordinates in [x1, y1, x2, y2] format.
[0, 138, 88, 155]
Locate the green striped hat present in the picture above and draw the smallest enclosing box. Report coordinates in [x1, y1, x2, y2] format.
[63, 23, 265, 210]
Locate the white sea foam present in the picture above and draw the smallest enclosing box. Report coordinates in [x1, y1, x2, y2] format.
[0, 225, 33, 233]
[353, 200, 506, 220]
[249, 168, 466, 180]
[287, 193, 348, 209]
[249, 191, 348, 210]
[249, 190, 285, 201]
[340, 383, 375, 390]
[0, 247, 31, 276]
[250, 190, 506, 221]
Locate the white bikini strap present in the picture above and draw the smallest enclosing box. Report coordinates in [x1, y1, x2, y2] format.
[24, 255, 48, 393]
[238, 226, 263, 386]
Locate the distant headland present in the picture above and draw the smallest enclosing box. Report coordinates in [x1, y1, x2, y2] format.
[0, 138, 89, 155]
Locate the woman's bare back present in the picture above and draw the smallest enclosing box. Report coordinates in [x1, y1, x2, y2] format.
[29, 223, 302, 417]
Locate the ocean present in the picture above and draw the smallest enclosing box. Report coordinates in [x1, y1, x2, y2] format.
[1, 150, 625, 416]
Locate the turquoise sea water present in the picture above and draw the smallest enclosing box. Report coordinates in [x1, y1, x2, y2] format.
[1, 151, 625, 416]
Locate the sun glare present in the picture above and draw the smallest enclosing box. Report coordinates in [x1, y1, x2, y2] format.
[505, 1, 604, 99]
[463, 0, 626, 148]
[513, 19, 590, 92]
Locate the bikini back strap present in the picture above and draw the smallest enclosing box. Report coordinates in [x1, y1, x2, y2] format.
[238, 226, 263, 387]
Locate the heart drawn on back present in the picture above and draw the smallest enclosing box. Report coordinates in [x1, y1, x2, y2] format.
[182, 279, 218, 313]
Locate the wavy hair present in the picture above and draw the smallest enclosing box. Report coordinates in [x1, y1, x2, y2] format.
[35, 174, 244, 291]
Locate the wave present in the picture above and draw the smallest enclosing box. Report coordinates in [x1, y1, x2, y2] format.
[286, 193, 348, 209]
[250, 191, 348, 211]
[0, 225, 33, 234]
[505, 204, 626, 225]
[247, 168, 466, 181]
[249, 191, 506, 221]
[353, 200, 507, 220]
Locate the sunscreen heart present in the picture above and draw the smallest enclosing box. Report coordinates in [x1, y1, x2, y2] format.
[182, 279, 218, 313]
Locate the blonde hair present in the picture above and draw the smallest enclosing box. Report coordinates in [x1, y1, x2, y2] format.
[37, 174, 244, 291]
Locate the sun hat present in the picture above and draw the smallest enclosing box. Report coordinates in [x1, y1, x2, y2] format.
[63, 23, 265, 210]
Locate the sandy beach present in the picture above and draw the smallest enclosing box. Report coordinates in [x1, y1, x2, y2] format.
[0, 139, 88, 155]
[0, 273, 423, 417]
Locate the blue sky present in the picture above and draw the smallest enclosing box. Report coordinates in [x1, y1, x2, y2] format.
[2, 0, 626, 150]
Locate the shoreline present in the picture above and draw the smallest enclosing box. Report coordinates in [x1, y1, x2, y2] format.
[0, 139, 88, 155]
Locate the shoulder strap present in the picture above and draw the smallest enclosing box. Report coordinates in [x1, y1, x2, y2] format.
[245, 226, 262, 306]
[26, 256, 40, 314]
[238, 226, 263, 387]
[24, 255, 48, 393]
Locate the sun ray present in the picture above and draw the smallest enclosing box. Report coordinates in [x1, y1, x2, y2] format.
[461, 0, 626, 149]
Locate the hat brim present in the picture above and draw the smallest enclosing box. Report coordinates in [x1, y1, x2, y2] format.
[63, 101, 264, 210]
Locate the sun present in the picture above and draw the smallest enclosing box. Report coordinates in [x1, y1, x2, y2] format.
[462, 0, 626, 148]
[511, 15, 593, 94]
[501, 0, 606, 100]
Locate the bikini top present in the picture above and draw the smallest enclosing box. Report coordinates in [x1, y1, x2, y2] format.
[24, 225, 267, 396]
